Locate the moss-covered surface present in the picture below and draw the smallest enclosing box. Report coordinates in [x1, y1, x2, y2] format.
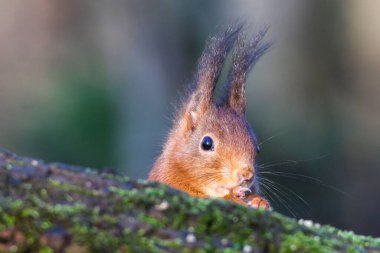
[0, 150, 379, 252]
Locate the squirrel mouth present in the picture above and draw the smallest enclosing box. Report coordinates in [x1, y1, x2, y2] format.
[240, 178, 253, 188]
[222, 177, 253, 192]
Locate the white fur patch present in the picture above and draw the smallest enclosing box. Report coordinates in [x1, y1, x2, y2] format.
[204, 183, 230, 198]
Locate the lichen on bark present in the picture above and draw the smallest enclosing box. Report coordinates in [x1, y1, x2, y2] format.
[0, 150, 379, 252]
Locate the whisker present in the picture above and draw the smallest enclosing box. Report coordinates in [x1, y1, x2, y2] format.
[260, 177, 311, 210]
[258, 176, 313, 218]
[259, 171, 349, 197]
[295, 154, 330, 163]
[259, 154, 330, 169]
[259, 160, 299, 168]
[260, 178, 298, 206]
[258, 186, 276, 208]
[260, 171, 322, 182]
[173, 172, 217, 185]
[258, 132, 286, 147]
[259, 181, 297, 217]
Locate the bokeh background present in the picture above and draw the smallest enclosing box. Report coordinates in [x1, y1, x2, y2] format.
[1, 1, 379, 236]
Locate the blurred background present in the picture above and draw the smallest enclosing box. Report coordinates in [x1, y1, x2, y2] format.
[1, 0, 379, 236]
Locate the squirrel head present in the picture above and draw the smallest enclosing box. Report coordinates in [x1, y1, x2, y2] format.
[150, 25, 271, 198]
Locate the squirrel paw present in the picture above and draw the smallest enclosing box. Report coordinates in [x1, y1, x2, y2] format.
[231, 186, 251, 199]
[246, 195, 271, 210]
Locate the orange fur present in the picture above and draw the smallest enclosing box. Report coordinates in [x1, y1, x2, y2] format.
[149, 26, 271, 209]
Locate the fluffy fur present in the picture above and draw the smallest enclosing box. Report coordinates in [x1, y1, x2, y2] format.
[149, 25, 271, 208]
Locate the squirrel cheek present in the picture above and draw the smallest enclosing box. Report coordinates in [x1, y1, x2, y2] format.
[221, 166, 239, 187]
[204, 183, 230, 198]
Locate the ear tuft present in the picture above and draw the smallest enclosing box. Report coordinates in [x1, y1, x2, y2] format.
[224, 26, 272, 114]
[181, 25, 242, 132]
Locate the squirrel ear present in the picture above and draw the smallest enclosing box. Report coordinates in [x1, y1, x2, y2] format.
[182, 25, 241, 131]
[224, 27, 272, 114]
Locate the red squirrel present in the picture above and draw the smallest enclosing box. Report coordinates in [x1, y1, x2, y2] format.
[149, 25, 271, 209]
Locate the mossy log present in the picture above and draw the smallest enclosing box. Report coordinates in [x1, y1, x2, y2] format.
[0, 150, 379, 253]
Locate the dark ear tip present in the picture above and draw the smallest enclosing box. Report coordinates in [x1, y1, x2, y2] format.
[211, 23, 243, 53]
[222, 25, 272, 113]
[258, 24, 270, 36]
[238, 26, 273, 70]
[226, 23, 244, 38]
[247, 41, 273, 66]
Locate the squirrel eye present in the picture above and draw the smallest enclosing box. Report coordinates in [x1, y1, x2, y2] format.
[201, 136, 214, 151]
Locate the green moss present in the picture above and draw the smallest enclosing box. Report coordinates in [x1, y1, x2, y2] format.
[38, 246, 54, 253]
[280, 232, 328, 253]
[0, 152, 380, 252]
[6, 160, 29, 168]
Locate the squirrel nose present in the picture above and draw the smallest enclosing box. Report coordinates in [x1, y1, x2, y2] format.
[238, 168, 253, 183]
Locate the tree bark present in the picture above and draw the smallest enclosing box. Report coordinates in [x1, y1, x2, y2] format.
[0, 150, 379, 253]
